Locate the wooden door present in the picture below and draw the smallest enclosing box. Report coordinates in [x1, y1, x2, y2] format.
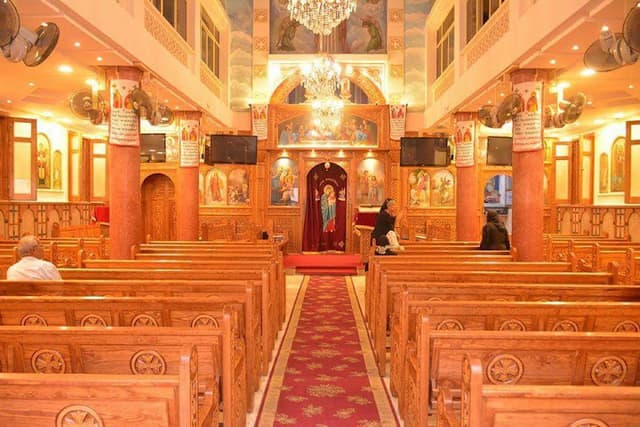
[141, 174, 176, 241]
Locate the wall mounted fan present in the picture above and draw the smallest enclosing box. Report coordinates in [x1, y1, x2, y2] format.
[478, 93, 524, 128]
[69, 90, 107, 125]
[130, 88, 174, 126]
[544, 92, 586, 128]
[584, 3, 640, 72]
[1, 0, 59, 66]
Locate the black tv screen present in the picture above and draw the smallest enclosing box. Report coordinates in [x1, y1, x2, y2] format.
[400, 137, 450, 167]
[486, 136, 512, 166]
[206, 135, 257, 165]
[140, 133, 166, 162]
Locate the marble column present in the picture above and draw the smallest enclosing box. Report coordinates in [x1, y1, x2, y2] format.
[175, 111, 202, 240]
[454, 112, 480, 241]
[105, 67, 143, 259]
[510, 69, 548, 261]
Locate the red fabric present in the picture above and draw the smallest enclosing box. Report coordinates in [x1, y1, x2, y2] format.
[302, 163, 348, 252]
[92, 207, 110, 223]
[272, 276, 385, 426]
[354, 211, 377, 227]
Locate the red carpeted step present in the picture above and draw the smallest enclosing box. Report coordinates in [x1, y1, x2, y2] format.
[296, 267, 358, 275]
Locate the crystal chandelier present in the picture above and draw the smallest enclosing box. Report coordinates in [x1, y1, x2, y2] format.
[301, 55, 341, 99]
[312, 96, 344, 132]
[288, 0, 357, 35]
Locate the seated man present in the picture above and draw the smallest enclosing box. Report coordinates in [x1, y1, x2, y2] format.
[6, 235, 61, 280]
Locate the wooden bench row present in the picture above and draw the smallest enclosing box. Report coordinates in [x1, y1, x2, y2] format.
[437, 354, 640, 427]
[404, 323, 640, 427]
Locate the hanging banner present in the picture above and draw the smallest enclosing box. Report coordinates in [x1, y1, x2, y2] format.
[179, 119, 200, 167]
[251, 104, 268, 140]
[455, 120, 475, 167]
[512, 80, 543, 152]
[389, 104, 407, 140]
[109, 79, 139, 146]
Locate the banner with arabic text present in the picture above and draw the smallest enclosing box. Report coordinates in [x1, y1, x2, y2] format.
[454, 120, 475, 167]
[251, 104, 268, 140]
[389, 104, 407, 140]
[512, 80, 543, 152]
[179, 119, 200, 167]
[109, 79, 139, 146]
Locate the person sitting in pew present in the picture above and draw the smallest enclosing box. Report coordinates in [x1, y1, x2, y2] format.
[372, 198, 404, 255]
[479, 210, 510, 250]
[6, 235, 61, 280]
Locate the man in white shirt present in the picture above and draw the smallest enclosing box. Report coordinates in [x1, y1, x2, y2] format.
[6, 235, 61, 280]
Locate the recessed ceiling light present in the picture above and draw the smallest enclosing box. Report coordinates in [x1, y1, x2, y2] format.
[85, 78, 98, 87]
[42, 111, 53, 118]
[487, 100, 492, 104]
[96, 56, 103, 62]
[499, 92, 505, 97]
[601, 25, 609, 32]
[58, 65, 73, 73]
[594, 119, 604, 124]
[580, 68, 596, 77]
[164, 99, 169, 103]
[587, 100, 593, 105]
[6, 100, 12, 104]
[572, 44, 579, 51]
[549, 59, 557, 65]
[28, 81, 35, 87]
[614, 112, 625, 119]
[629, 84, 635, 89]
[61, 118, 72, 124]
[74, 41, 81, 47]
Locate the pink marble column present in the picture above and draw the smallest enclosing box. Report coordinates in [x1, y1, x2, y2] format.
[454, 112, 480, 241]
[106, 67, 143, 259]
[176, 111, 201, 240]
[510, 69, 547, 261]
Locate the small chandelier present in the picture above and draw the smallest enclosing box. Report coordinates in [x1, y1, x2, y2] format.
[301, 55, 341, 100]
[288, 0, 357, 35]
[312, 96, 344, 132]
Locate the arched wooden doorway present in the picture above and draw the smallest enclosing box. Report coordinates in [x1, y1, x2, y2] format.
[142, 174, 176, 241]
[302, 162, 348, 252]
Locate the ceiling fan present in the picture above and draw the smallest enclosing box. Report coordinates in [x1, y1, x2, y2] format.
[583, 2, 640, 72]
[0, 0, 59, 66]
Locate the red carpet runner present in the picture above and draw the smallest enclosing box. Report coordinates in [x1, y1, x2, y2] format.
[261, 276, 394, 426]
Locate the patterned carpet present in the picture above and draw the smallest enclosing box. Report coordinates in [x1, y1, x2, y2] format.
[258, 276, 397, 426]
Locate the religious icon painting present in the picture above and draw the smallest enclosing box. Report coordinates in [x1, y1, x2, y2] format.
[431, 170, 455, 207]
[36, 133, 51, 189]
[271, 158, 298, 206]
[610, 137, 625, 192]
[408, 168, 430, 208]
[356, 158, 384, 206]
[228, 168, 250, 205]
[52, 150, 62, 190]
[204, 168, 227, 206]
[165, 136, 178, 162]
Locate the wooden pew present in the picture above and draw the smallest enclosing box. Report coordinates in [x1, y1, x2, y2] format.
[368, 265, 611, 374]
[0, 345, 197, 426]
[0, 317, 246, 427]
[391, 298, 640, 413]
[437, 354, 640, 427]
[79, 257, 285, 327]
[0, 294, 259, 405]
[57, 269, 279, 369]
[0, 278, 271, 379]
[403, 320, 640, 427]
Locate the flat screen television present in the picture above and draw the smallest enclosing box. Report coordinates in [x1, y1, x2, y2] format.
[486, 136, 512, 166]
[140, 133, 166, 163]
[400, 137, 450, 167]
[206, 135, 257, 165]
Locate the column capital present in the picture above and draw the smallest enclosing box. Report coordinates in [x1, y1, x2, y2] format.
[510, 68, 551, 84]
[103, 66, 144, 81]
[453, 111, 477, 122]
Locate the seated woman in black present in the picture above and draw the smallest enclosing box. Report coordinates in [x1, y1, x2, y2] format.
[479, 210, 510, 250]
[371, 198, 400, 254]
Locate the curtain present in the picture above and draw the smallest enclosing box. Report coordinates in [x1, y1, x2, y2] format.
[302, 162, 348, 252]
